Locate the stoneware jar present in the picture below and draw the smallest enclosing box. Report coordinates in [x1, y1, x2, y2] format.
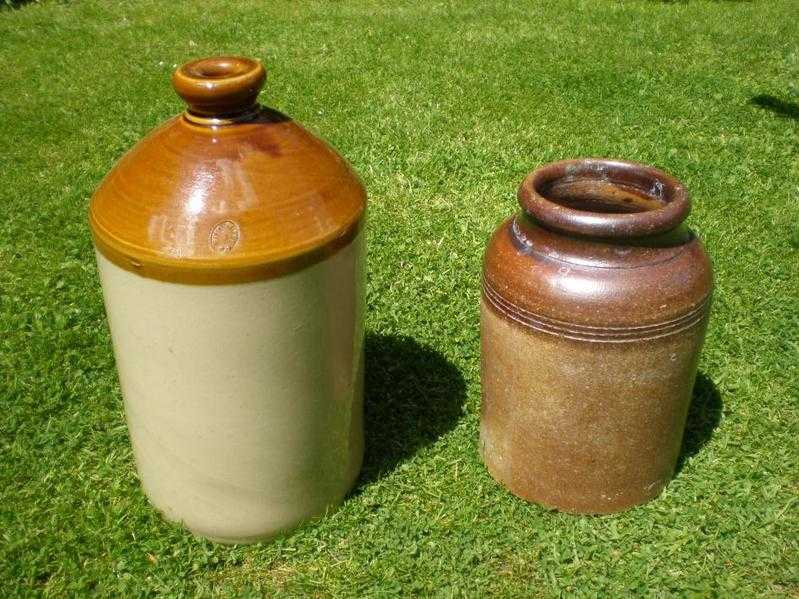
[89, 57, 366, 543]
[480, 158, 712, 513]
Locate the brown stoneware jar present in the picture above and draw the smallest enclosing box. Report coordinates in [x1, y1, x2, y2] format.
[480, 158, 712, 513]
[89, 57, 366, 543]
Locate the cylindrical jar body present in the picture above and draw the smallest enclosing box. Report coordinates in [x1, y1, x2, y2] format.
[96, 236, 364, 543]
[480, 159, 712, 513]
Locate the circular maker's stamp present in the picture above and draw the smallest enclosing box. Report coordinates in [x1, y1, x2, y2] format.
[209, 220, 241, 254]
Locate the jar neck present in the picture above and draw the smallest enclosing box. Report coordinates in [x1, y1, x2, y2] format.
[183, 104, 261, 127]
[172, 56, 267, 127]
[513, 212, 693, 270]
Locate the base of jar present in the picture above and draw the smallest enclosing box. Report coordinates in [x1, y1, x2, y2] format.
[152, 450, 363, 544]
[479, 439, 669, 514]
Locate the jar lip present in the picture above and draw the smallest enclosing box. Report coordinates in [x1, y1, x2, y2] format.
[518, 158, 691, 238]
[172, 56, 266, 118]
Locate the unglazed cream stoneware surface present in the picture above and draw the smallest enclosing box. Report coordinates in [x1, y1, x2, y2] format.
[96, 235, 364, 543]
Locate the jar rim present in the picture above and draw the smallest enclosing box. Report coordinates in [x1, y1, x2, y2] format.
[518, 158, 691, 238]
[172, 56, 266, 118]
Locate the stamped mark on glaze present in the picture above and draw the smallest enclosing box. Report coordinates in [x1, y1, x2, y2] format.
[209, 220, 241, 254]
[148, 214, 197, 258]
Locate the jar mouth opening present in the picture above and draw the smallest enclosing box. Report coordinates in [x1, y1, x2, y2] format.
[519, 159, 690, 238]
[183, 57, 258, 81]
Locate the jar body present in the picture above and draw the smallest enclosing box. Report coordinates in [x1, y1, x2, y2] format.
[96, 233, 364, 543]
[481, 281, 708, 513]
[480, 160, 712, 513]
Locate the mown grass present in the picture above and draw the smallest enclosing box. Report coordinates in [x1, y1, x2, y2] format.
[1, 0, 797, 596]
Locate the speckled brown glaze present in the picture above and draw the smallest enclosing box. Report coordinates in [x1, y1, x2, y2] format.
[90, 56, 365, 284]
[480, 158, 712, 513]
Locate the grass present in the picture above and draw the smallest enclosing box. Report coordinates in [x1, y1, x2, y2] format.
[1, 0, 797, 596]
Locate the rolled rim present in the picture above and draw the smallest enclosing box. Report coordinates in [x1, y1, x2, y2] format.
[172, 56, 266, 117]
[518, 158, 691, 238]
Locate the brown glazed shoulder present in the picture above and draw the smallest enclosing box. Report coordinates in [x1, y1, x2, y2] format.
[89, 109, 365, 284]
[483, 214, 713, 340]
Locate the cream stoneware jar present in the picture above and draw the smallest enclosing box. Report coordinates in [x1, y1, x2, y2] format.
[89, 57, 366, 543]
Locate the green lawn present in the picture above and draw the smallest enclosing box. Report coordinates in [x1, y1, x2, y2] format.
[1, 0, 798, 596]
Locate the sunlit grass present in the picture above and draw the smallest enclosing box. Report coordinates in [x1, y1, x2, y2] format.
[1, 0, 797, 595]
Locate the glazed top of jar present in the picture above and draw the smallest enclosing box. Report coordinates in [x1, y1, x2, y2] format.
[483, 158, 713, 333]
[89, 56, 366, 284]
